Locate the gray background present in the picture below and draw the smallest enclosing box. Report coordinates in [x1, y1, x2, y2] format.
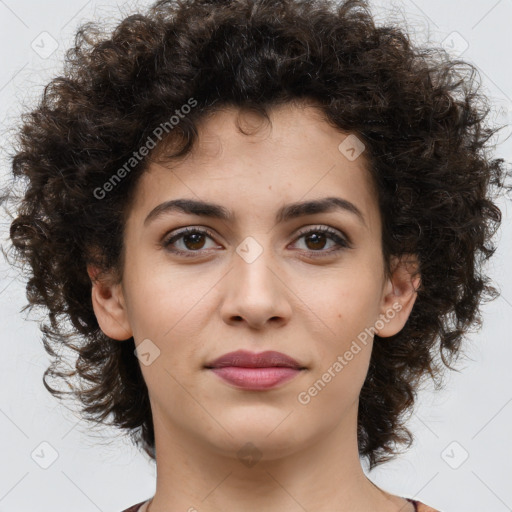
[0, 0, 511, 511]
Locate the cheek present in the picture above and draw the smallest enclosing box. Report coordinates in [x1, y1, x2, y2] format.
[124, 258, 219, 340]
[299, 270, 380, 392]
[300, 296, 376, 416]
[299, 268, 382, 339]
[299, 351, 372, 429]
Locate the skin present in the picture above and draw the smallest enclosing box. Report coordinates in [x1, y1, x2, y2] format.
[89, 101, 420, 512]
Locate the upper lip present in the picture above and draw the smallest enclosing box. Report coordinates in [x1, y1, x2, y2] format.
[205, 350, 305, 369]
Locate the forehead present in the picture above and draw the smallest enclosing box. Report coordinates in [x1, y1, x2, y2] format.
[129, 103, 380, 234]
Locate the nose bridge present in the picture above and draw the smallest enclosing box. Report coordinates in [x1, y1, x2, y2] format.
[234, 233, 278, 298]
[220, 233, 291, 327]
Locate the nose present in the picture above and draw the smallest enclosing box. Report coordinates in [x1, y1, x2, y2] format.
[219, 239, 292, 330]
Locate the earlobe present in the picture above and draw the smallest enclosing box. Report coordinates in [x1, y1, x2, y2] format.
[87, 265, 133, 341]
[375, 255, 421, 338]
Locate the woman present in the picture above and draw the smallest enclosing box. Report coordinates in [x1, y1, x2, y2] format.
[6, 0, 509, 510]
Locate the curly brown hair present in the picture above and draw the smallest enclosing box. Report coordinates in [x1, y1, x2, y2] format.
[4, 0, 510, 469]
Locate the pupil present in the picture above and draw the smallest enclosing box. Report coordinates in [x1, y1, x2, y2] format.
[307, 233, 325, 250]
[185, 233, 205, 250]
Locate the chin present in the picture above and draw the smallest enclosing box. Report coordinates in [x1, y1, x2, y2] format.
[206, 417, 310, 460]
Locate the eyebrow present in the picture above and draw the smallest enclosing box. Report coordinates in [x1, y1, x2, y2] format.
[144, 196, 366, 227]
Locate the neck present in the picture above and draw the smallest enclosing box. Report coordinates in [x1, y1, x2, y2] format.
[145, 401, 412, 512]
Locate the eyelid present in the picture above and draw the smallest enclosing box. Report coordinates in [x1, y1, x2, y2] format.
[161, 224, 352, 257]
[161, 226, 219, 250]
[293, 225, 352, 247]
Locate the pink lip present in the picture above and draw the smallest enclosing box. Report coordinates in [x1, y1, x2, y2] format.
[205, 350, 306, 391]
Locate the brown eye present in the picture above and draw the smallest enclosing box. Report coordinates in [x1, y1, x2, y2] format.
[291, 226, 351, 258]
[303, 232, 328, 250]
[162, 227, 218, 257]
[179, 232, 207, 250]
[161, 225, 351, 259]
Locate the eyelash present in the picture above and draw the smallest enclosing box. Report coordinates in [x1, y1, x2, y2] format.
[161, 225, 351, 259]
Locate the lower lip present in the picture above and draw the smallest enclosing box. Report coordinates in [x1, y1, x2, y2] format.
[209, 367, 302, 390]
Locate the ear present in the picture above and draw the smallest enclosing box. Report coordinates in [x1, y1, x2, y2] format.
[374, 254, 421, 338]
[87, 264, 133, 341]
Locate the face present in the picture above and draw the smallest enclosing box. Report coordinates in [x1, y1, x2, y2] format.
[90, 102, 419, 462]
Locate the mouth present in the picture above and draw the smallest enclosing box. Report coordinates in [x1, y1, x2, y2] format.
[204, 350, 307, 391]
